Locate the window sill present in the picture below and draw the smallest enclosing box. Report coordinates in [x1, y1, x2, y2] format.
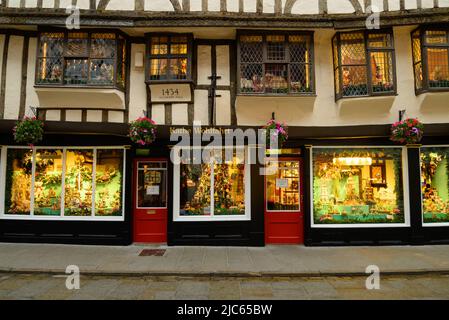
[416, 88, 449, 96]
[34, 86, 125, 109]
[336, 93, 397, 102]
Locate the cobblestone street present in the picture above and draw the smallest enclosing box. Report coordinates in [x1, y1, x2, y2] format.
[1, 273, 449, 300]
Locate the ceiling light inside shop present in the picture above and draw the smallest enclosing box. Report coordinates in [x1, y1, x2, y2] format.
[333, 157, 373, 166]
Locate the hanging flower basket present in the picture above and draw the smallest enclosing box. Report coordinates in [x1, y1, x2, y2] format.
[13, 116, 44, 147]
[390, 118, 424, 145]
[263, 119, 288, 148]
[129, 117, 157, 146]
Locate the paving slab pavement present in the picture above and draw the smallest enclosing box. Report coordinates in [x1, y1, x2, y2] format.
[0, 243, 449, 276]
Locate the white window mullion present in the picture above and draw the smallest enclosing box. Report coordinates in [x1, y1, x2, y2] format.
[60, 148, 67, 217]
[29, 148, 37, 216]
[92, 148, 97, 217]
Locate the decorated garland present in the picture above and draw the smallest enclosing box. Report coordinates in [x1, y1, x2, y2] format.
[390, 118, 424, 144]
[129, 117, 157, 146]
[13, 116, 44, 147]
[263, 119, 288, 148]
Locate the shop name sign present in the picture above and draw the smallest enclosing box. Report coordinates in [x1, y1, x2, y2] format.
[149, 83, 191, 103]
[170, 127, 235, 135]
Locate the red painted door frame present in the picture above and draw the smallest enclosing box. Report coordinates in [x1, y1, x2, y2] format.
[133, 158, 168, 243]
[264, 158, 304, 244]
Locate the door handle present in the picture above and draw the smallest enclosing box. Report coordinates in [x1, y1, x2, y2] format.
[146, 210, 156, 215]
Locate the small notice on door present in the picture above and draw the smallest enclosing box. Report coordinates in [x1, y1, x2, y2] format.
[146, 185, 160, 195]
[276, 178, 289, 189]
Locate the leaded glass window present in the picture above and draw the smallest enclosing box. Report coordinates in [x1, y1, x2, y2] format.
[37, 30, 127, 89]
[238, 32, 314, 95]
[146, 34, 192, 82]
[412, 27, 449, 94]
[332, 30, 396, 100]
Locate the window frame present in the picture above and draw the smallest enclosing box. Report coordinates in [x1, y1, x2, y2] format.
[0, 146, 126, 221]
[35, 27, 128, 91]
[237, 30, 316, 96]
[411, 25, 449, 95]
[145, 32, 194, 84]
[172, 146, 251, 222]
[310, 146, 410, 229]
[332, 29, 397, 101]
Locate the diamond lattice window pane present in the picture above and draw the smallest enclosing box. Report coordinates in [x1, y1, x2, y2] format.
[37, 58, 63, 84]
[340, 33, 366, 65]
[240, 36, 263, 63]
[264, 64, 288, 94]
[290, 63, 312, 93]
[342, 66, 368, 96]
[240, 63, 263, 93]
[91, 33, 116, 59]
[66, 32, 88, 56]
[371, 51, 394, 93]
[89, 59, 114, 85]
[39, 32, 64, 57]
[427, 48, 449, 88]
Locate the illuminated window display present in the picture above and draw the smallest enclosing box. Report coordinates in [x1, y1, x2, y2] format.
[2, 147, 125, 220]
[177, 149, 248, 219]
[34, 149, 63, 216]
[4, 149, 33, 215]
[266, 161, 300, 211]
[421, 147, 449, 224]
[312, 148, 405, 225]
[64, 150, 94, 216]
[95, 149, 124, 216]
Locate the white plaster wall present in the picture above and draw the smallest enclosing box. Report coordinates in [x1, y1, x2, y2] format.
[145, 0, 175, 11]
[327, 0, 355, 14]
[42, 0, 55, 9]
[215, 90, 231, 125]
[65, 110, 83, 122]
[86, 110, 102, 122]
[291, 0, 320, 15]
[216, 45, 230, 86]
[46, 109, 60, 121]
[129, 44, 147, 121]
[172, 103, 189, 125]
[197, 45, 212, 85]
[109, 110, 124, 123]
[4, 36, 23, 120]
[152, 104, 165, 124]
[25, 37, 39, 118]
[0, 35, 4, 92]
[194, 90, 209, 125]
[208, 0, 221, 11]
[105, 0, 134, 10]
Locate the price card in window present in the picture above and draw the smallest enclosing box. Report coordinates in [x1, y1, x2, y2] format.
[146, 185, 160, 195]
[149, 84, 192, 103]
[276, 178, 289, 189]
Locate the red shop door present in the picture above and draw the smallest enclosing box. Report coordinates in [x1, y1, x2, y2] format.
[265, 159, 304, 244]
[133, 159, 168, 243]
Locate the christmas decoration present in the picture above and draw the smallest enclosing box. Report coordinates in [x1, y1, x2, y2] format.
[390, 118, 424, 144]
[129, 117, 157, 146]
[13, 116, 44, 147]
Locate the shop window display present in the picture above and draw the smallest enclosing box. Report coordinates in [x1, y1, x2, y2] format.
[95, 149, 124, 216]
[178, 149, 246, 218]
[421, 147, 449, 224]
[266, 161, 300, 211]
[64, 150, 94, 216]
[2, 147, 125, 219]
[34, 149, 63, 216]
[312, 148, 405, 225]
[4, 149, 33, 215]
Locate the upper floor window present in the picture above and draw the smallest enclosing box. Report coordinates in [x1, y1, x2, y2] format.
[238, 31, 314, 95]
[146, 34, 192, 82]
[412, 26, 449, 94]
[36, 30, 127, 89]
[332, 30, 396, 100]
